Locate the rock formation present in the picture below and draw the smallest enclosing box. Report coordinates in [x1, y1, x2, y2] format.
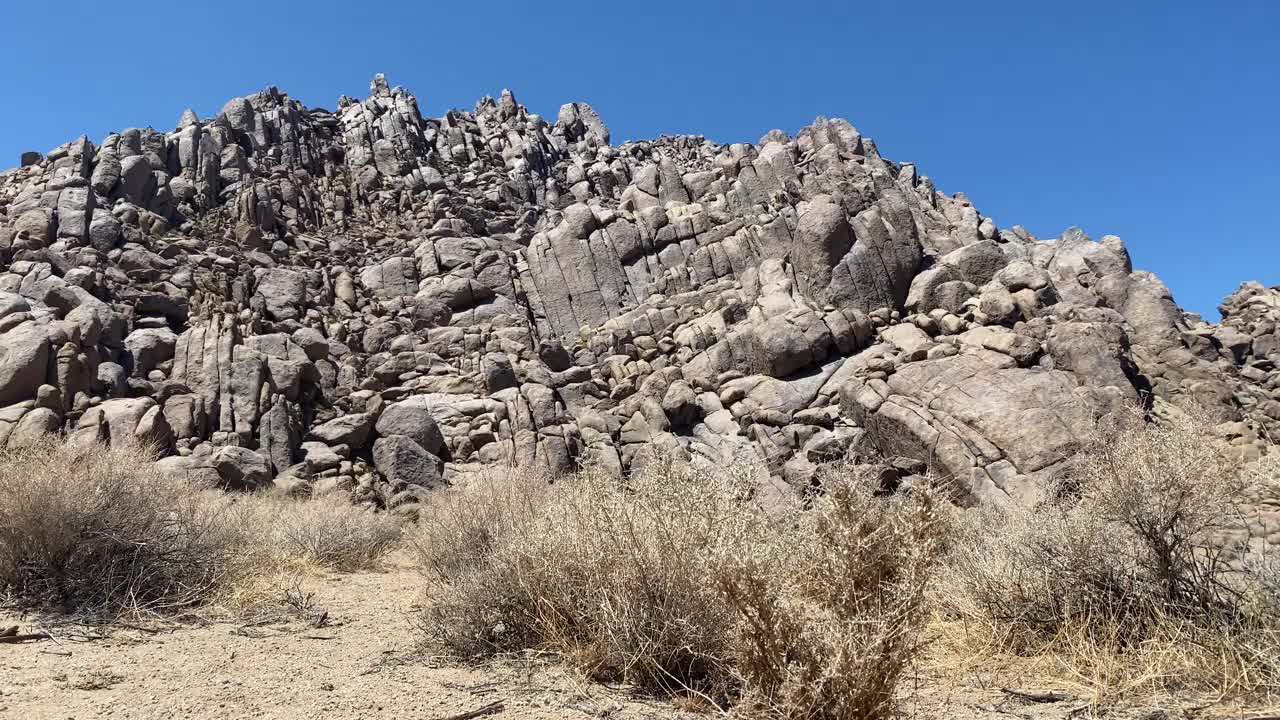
[0, 74, 1274, 516]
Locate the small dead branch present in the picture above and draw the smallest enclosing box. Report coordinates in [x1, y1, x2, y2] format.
[1000, 687, 1075, 703]
[115, 622, 162, 635]
[971, 704, 1032, 720]
[0, 631, 51, 644]
[433, 701, 504, 720]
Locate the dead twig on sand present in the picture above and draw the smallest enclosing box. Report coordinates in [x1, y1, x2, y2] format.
[434, 701, 505, 720]
[1000, 687, 1075, 703]
[0, 631, 51, 644]
[115, 622, 162, 635]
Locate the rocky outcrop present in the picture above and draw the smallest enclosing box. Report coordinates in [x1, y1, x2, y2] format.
[0, 74, 1273, 515]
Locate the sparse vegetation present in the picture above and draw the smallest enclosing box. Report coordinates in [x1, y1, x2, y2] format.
[717, 469, 941, 718]
[5, 412, 1279, 716]
[0, 437, 401, 619]
[230, 492, 402, 573]
[0, 438, 237, 615]
[938, 411, 1280, 703]
[411, 455, 941, 718]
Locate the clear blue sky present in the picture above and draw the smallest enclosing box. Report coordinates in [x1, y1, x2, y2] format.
[2, 1, 1275, 319]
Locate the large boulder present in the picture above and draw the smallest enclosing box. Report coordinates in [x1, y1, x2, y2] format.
[842, 351, 1130, 504]
[0, 324, 50, 407]
[7, 408, 61, 449]
[309, 412, 375, 447]
[253, 268, 307, 322]
[794, 195, 853, 296]
[360, 256, 418, 299]
[124, 328, 177, 377]
[828, 201, 922, 312]
[374, 396, 445, 455]
[372, 435, 442, 489]
[211, 446, 272, 490]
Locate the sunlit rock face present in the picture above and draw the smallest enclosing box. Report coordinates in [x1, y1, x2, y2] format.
[0, 73, 1271, 513]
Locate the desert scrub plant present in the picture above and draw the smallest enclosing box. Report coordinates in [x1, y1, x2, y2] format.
[236, 493, 402, 573]
[195, 488, 405, 619]
[716, 465, 943, 719]
[0, 437, 404, 619]
[412, 456, 760, 693]
[0, 437, 239, 616]
[939, 411, 1280, 700]
[411, 455, 943, 718]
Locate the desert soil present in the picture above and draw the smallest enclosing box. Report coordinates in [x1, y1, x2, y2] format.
[0, 558, 688, 720]
[0, 561, 1271, 720]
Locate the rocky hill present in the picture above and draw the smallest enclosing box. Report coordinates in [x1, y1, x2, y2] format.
[1, 74, 1276, 513]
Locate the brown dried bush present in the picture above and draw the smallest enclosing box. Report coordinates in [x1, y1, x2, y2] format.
[412, 456, 942, 718]
[0, 437, 402, 618]
[234, 493, 402, 573]
[718, 470, 942, 719]
[0, 437, 237, 615]
[940, 412, 1280, 701]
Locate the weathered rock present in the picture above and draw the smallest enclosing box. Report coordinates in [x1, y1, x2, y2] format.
[254, 268, 307, 322]
[0, 324, 50, 407]
[309, 413, 375, 447]
[211, 446, 272, 490]
[0, 74, 1269, 510]
[7, 408, 61, 448]
[374, 395, 445, 455]
[372, 435, 442, 488]
[124, 328, 177, 377]
[662, 379, 700, 429]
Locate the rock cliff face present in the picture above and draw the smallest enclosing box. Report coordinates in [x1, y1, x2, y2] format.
[0, 74, 1274, 512]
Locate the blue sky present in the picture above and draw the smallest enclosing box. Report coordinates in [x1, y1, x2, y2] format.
[2, 1, 1275, 319]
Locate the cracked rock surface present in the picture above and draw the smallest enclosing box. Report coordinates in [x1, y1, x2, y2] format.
[0, 74, 1275, 523]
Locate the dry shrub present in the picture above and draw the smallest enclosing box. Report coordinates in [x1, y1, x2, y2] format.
[186, 490, 403, 620]
[0, 437, 237, 615]
[412, 456, 755, 691]
[719, 469, 941, 719]
[234, 493, 402, 573]
[940, 411, 1280, 701]
[411, 455, 942, 718]
[0, 437, 402, 619]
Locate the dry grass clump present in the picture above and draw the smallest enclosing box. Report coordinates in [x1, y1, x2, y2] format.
[412, 456, 942, 718]
[231, 493, 402, 573]
[939, 412, 1280, 702]
[0, 437, 237, 616]
[0, 437, 402, 619]
[412, 457, 753, 691]
[719, 471, 942, 718]
[200, 491, 403, 619]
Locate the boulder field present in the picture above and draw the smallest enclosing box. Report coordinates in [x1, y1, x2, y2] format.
[2, 74, 1277, 517]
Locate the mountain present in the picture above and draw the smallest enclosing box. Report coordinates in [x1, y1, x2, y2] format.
[1, 73, 1275, 511]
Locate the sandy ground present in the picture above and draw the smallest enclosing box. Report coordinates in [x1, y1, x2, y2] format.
[0, 561, 689, 720]
[1, 562, 1273, 720]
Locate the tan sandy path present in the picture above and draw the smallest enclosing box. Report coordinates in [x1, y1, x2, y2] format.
[3, 562, 1267, 720]
[0, 562, 686, 720]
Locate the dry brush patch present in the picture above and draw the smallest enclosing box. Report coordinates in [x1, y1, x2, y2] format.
[411, 456, 942, 719]
[0, 437, 402, 621]
[201, 490, 403, 619]
[934, 412, 1280, 706]
[0, 437, 236, 616]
